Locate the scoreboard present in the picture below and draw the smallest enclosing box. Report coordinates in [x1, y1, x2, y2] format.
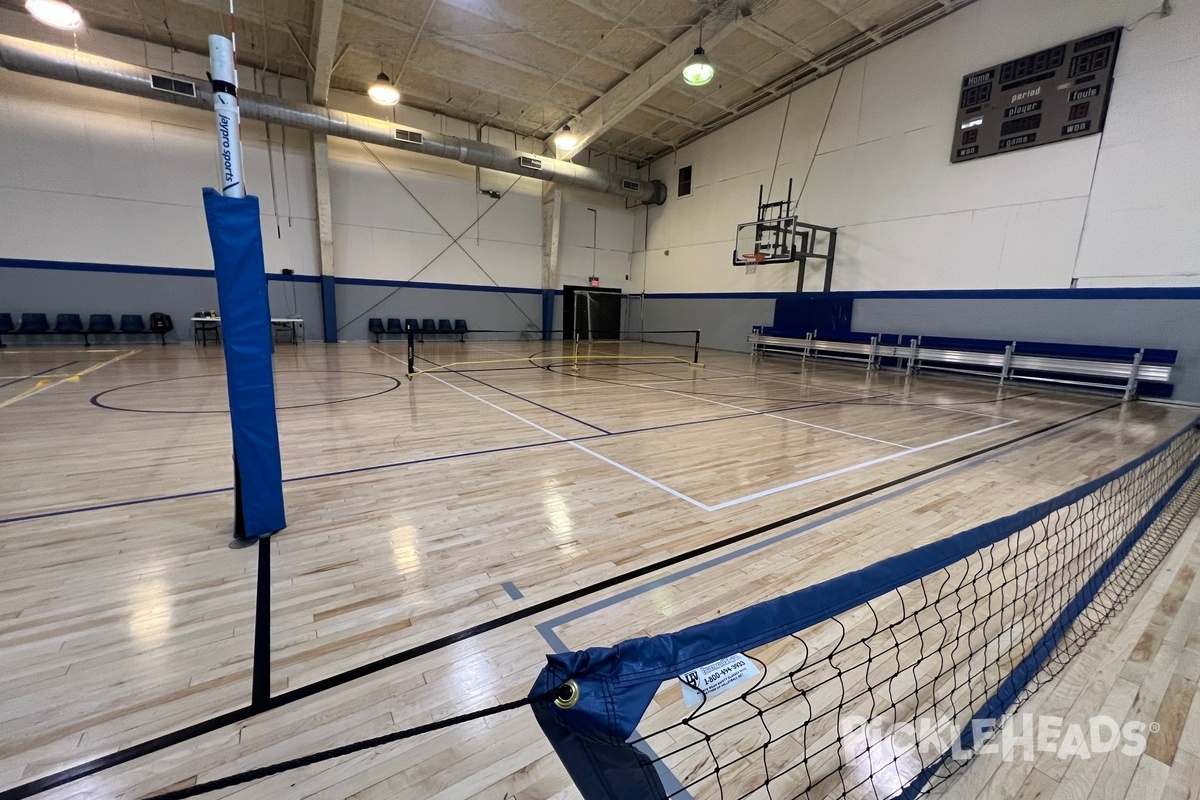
[952, 28, 1121, 163]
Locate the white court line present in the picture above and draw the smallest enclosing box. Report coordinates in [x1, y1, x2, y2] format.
[750, 373, 1018, 422]
[918, 404, 1019, 422]
[468, 385, 608, 396]
[636, 375, 757, 386]
[387, 347, 1024, 514]
[702, 420, 1020, 512]
[374, 347, 710, 509]
[645, 384, 912, 449]
[748, 373, 881, 398]
[0, 350, 140, 410]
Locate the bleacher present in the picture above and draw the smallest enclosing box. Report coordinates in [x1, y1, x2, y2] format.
[748, 326, 1178, 400]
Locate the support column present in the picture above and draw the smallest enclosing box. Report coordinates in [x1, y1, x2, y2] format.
[312, 132, 338, 343]
[541, 181, 563, 340]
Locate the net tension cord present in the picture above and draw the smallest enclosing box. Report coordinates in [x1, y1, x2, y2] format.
[141, 682, 582, 800]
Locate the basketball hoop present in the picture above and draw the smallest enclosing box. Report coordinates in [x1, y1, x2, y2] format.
[740, 253, 766, 264]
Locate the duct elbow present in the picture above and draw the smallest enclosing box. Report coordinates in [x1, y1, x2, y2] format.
[644, 179, 668, 206]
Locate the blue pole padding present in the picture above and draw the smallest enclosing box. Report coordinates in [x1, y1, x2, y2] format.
[202, 188, 287, 538]
[542, 288, 555, 340]
[321, 275, 338, 343]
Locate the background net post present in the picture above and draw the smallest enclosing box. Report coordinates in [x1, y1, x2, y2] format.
[406, 325, 415, 377]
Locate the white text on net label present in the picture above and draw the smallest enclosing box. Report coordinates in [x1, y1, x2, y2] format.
[679, 653, 760, 708]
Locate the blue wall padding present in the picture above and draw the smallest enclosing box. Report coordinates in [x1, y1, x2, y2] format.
[202, 188, 287, 538]
[321, 274, 338, 343]
[531, 414, 1200, 799]
[542, 289, 555, 341]
[772, 296, 852, 332]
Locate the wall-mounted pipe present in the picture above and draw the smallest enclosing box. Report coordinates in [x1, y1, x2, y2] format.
[0, 34, 667, 206]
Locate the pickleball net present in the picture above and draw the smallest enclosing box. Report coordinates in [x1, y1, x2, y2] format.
[403, 327, 702, 376]
[531, 419, 1200, 800]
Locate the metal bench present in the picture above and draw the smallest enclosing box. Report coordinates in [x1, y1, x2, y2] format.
[748, 328, 1176, 400]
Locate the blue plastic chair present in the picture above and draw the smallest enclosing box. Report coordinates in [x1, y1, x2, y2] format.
[120, 314, 146, 333]
[368, 318, 385, 342]
[454, 319, 468, 342]
[17, 313, 50, 334]
[86, 314, 115, 334]
[405, 318, 419, 332]
[420, 318, 437, 343]
[55, 313, 84, 333]
[0, 312, 12, 347]
[386, 318, 405, 335]
[437, 319, 453, 339]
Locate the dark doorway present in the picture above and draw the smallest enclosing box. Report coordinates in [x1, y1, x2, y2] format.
[562, 285, 621, 340]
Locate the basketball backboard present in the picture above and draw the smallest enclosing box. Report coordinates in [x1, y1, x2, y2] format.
[734, 217, 797, 266]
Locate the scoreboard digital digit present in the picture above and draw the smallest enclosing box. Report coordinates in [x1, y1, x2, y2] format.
[951, 28, 1121, 163]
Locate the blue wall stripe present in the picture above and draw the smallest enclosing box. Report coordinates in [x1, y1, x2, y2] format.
[0, 257, 217, 279]
[335, 275, 547, 294]
[7, 258, 1197, 300]
[0, 258, 553, 295]
[648, 287, 1200, 301]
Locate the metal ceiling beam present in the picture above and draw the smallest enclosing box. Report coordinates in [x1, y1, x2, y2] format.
[556, 0, 674, 46]
[341, 4, 608, 102]
[739, 18, 818, 62]
[556, 14, 742, 161]
[432, 0, 636, 77]
[337, 43, 584, 123]
[309, 0, 343, 104]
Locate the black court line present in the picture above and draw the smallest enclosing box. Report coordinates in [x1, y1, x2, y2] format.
[252, 539, 272, 708]
[418, 352, 611, 434]
[0, 393, 894, 527]
[0, 401, 1120, 800]
[0, 361, 78, 392]
[90, 370, 403, 415]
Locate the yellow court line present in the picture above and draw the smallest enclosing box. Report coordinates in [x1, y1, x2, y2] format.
[0, 350, 140, 410]
[0, 348, 122, 354]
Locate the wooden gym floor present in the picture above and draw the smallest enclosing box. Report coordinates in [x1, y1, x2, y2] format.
[0, 340, 1197, 799]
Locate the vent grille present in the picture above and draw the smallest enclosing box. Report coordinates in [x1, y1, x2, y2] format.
[394, 128, 423, 144]
[622, 179, 641, 191]
[519, 156, 543, 170]
[150, 74, 196, 97]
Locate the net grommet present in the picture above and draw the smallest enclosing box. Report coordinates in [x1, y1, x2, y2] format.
[554, 679, 580, 709]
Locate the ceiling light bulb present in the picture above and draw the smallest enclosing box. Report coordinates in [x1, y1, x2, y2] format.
[554, 125, 579, 151]
[682, 47, 715, 87]
[25, 0, 83, 30]
[368, 73, 400, 106]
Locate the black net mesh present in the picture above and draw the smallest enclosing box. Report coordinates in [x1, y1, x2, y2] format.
[629, 427, 1200, 800]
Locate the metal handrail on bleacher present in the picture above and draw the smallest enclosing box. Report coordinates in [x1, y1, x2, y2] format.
[748, 330, 1176, 400]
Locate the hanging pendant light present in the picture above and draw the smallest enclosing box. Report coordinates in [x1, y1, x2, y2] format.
[682, 46, 715, 86]
[368, 72, 400, 106]
[554, 124, 579, 151]
[25, 0, 83, 30]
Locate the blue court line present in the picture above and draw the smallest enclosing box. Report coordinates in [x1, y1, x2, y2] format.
[501, 581, 524, 600]
[0, 361, 77, 391]
[533, 410, 1099, 648]
[0, 395, 884, 527]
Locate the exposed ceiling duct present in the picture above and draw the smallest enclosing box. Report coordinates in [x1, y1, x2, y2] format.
[0, 34, 667, 206]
